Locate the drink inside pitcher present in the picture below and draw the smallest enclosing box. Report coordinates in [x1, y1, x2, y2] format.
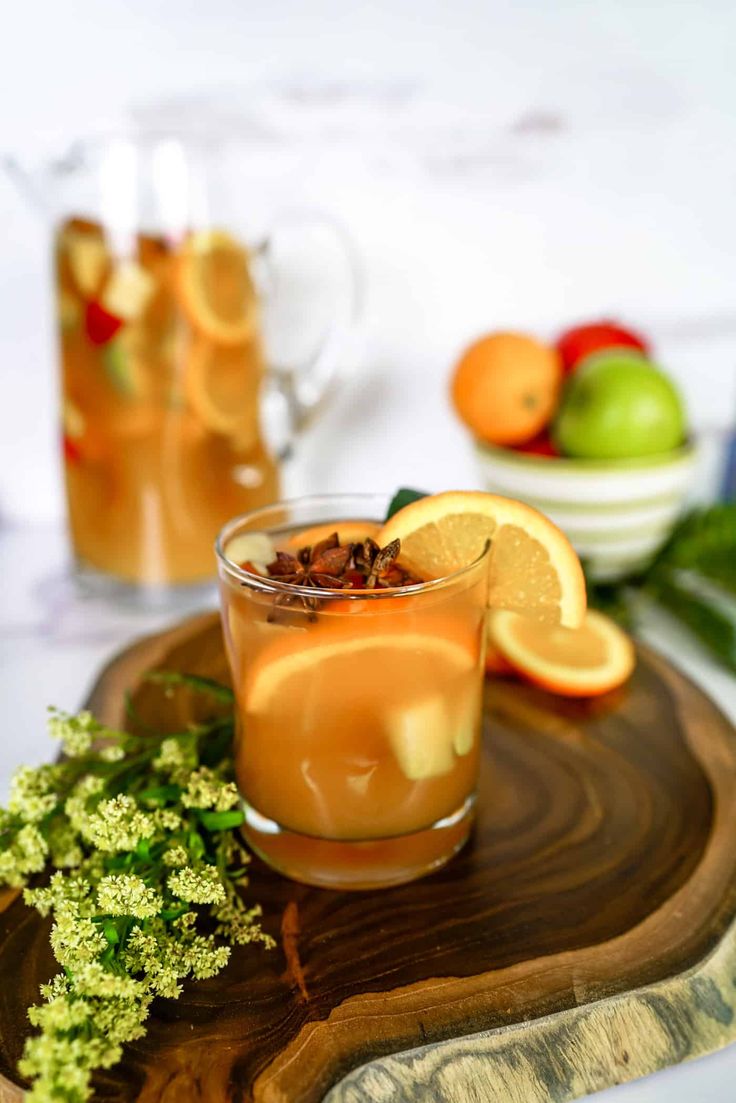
[217, 508, 489, 889]
[56, 216, 279, 587]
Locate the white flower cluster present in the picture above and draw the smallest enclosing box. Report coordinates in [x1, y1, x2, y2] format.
[81, 795, 156, 854]
[181, 766, 240, 812]
[0, 695, 274, 1103]
[97, 874, 163, 919]
[0, 823, 48, 887]
[168, 864, 227, 905]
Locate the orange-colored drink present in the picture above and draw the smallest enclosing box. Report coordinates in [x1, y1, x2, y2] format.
[216, 495, 490, 890]
[56, 217, 278, 589]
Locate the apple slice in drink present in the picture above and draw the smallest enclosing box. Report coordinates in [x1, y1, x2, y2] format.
[387, 696, 456, 780]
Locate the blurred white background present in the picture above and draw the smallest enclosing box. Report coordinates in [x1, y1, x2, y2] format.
[1, 0, 736, 523]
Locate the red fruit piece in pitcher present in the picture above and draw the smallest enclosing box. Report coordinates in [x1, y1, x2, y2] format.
[85, 301, 123, 345]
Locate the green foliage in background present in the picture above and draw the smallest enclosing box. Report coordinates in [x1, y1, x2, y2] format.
[587, 503, 736, 673]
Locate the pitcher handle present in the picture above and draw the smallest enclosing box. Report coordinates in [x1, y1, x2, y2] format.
[258, 209, 364, 457]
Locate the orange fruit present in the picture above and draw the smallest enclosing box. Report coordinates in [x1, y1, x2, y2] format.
[451, 332, 562, 445]
[488, 608, 635, 696]
[376, 490, 586, 628]
[285, 521, 380, 550]
[184, 336, 263, 447]
[176, 230, 258, 345]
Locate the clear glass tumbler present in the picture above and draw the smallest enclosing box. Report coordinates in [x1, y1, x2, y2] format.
[216, 493, 490, 890]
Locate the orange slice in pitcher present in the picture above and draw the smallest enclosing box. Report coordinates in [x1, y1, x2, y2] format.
[488, 609, 635, 696]
[377, 491, 586, 628]
[177, 230, 258, 345]
[184, 337, 262, 447]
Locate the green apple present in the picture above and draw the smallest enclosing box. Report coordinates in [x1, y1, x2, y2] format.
[553, 351, 686, 459]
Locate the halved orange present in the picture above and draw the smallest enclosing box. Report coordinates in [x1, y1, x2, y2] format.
[285, 521, 380, 550]
[184, 336, 262, 447]
[377, 491, 586, 628]
[488, 608, 635, 696]
[176, 230, 258, 345]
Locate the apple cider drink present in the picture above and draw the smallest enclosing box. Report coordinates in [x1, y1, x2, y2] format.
[56, 217, 278, 587]
[216, 495, 490, 890]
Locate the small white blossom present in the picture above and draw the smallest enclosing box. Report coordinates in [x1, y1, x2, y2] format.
[152, 737, 187, 773]
[82, 795, 155, 853]
[168, 865, 226, 905]
[153, 807, 183, 832]
[47, 708, 98, 757]
[97, 874, 163, 919]
[181, 766, 239, 812]
[8, 765, 59, 823]
[64, 776, 105, 832]
[99, 744, 126, 762]
[0, 823, 49, 887]
[50, 912, 107, 969]
[214, 898, 274, 947]
[162, 845, 188, 867]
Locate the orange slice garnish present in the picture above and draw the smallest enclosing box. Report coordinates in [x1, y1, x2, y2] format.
[176, 230, 258, 345]
[488, 608, 635, 696]
[377, 491, 586, 628]
[184, 336, 263, 447]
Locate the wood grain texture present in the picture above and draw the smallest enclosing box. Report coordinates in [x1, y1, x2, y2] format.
[0, 612, 735, 1103]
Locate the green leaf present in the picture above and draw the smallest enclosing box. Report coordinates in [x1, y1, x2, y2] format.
[103, 921, 120, 945]
[187, 830, 206, 859]
[385, 488, 427, 520]
[146, 671, 234, 703]
[198, 809, 245, 831]
[645, 569, 736, 672]
[138, 784, 183, 806]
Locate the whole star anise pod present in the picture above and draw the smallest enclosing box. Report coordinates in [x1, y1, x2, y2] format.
[266, 533, 353, 589]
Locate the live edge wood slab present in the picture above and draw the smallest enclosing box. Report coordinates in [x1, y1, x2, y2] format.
[1, 612, 736, 1103]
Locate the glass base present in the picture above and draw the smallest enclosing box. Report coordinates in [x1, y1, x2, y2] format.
[74, 559, 217, 613]
[241, 794, 476, 891]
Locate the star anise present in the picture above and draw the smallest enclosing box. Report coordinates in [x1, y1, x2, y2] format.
[266, 533, 353, 589]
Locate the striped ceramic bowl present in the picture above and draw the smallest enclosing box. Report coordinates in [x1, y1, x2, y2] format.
[474, 440, 698, 581]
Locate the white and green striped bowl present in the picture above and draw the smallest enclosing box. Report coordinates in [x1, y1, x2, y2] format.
[474, 440, 698, 581]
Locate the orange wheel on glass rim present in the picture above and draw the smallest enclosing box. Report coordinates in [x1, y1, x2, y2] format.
[177, 230, 259, 346]
[184, 336, 262, 448]
[377, 491, 586, 628]
[488, 608, 635, 697]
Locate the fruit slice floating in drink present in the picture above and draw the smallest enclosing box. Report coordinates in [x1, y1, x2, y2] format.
[184, 336, 263, 450]
[61, 220, 109, 298]
[177, 230, 258, 345]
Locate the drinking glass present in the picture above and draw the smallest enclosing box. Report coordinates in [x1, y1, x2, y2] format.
[216, 494, 490, 890]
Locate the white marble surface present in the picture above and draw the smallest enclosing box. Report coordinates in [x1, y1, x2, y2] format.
[2, 0, 736, 1097]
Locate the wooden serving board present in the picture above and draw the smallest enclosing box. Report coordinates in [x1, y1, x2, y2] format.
[2, 612, 736, 1103]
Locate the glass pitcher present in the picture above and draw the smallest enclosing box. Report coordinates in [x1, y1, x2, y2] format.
[5, 130, 361, 601]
